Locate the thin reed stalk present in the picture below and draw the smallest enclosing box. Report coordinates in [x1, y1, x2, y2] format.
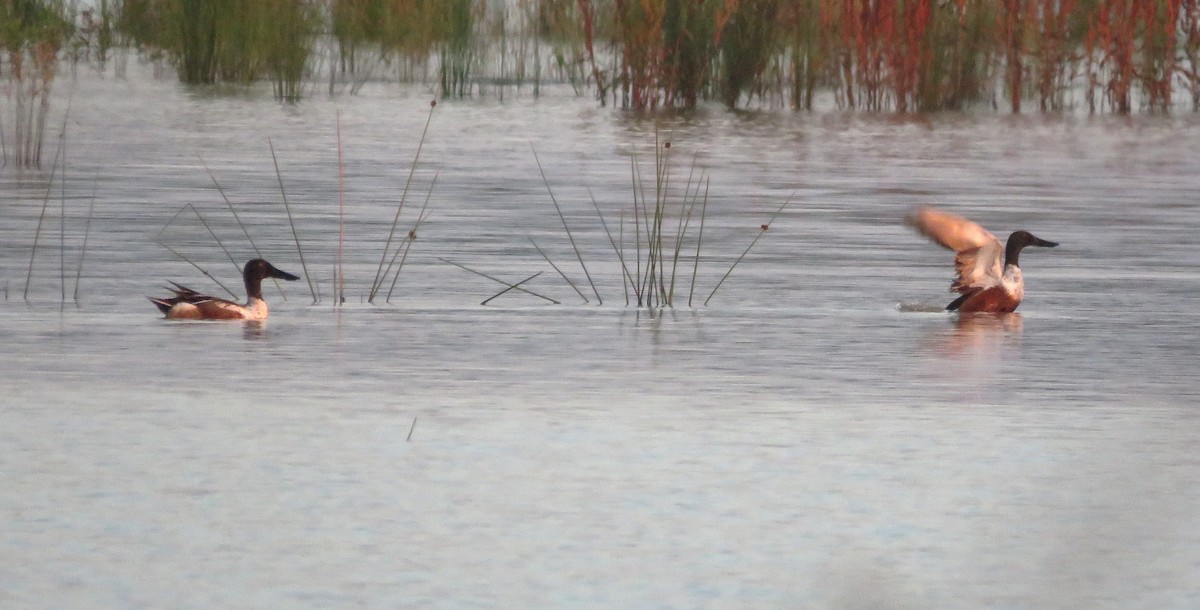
[666, 151, 702, 304]
[23, 135, 61, 301]
[268, 137, 317, 303]
[156, 242, 239, 299]
[704, 194, 792, 306]
[74, 171, 99, 303]
[370, 100, 437, 302]
[482, 271, 544, 305]
[196, 153, 286, 298]
[687, 178, 710, 307]
[531, 144, 601, 304]
[383, 173, 439, 303]
[58, 114, 67, 303]
[336, 111, 346, 304]
[437, 257, 561, 304]
[154, 203, 241, 298]
[528, 236, 588, 303]
[587, 188, 636, 303]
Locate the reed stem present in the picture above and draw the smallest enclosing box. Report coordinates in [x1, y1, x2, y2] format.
[704, 193, 792, 306]
[531, 144, 601, 304]
[688, 178, 710, 307]
[370, 100, 437, 302]
[195, 153, 285, 298]
[24, 135, 61, 302]
[156, 242, 239, 299]
[268, 137, 318, 303]
[384, 173, 438, 303]
[437, 257, 560, 304]
[482, 271, 544, 305]
[528, 236, 588, 303]
[73, 171, 99, 304]
[336, 111, 346, 305]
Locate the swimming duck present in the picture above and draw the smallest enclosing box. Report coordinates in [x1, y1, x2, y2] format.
[149, 258, 300, 320]
[906, 207, 1057, 313]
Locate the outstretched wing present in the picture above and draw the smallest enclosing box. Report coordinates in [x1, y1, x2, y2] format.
[906, 206, 1004, 294]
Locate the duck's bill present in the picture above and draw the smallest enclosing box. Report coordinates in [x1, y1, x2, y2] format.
[1033, 237, 1059, 248]
[273, 269, 301, 281]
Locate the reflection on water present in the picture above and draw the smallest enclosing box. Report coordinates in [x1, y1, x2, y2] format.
[933, 312, 1024, 357]
[2, 65, 1199, 609]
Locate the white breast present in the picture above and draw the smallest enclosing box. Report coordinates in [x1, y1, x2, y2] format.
[1000, 265, 1025, 301]
[243, 298, 269, 320]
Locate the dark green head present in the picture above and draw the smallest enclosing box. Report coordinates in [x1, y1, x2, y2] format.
[1004, 231, 1058, 268]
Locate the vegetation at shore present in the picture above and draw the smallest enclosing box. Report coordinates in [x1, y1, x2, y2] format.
[4, 0, 1200, 124]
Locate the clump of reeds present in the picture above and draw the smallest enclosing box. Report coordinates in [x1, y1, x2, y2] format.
[116, 0, 318, 101]
[100, 0, 1200, 113]
[530, 134, 786, 309]
[2, 0, 72, 169]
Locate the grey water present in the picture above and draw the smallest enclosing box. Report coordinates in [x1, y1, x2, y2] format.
[2, 64, 1199, 609]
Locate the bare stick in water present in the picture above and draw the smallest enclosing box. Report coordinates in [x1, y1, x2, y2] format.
[531, 144, 601, 304]
[268, 137, 317, 303]
[406, 417, 418, 442]
[482, 271, 544, 305]
[704, 193, 793, 306]
[437, 257, 560, 304]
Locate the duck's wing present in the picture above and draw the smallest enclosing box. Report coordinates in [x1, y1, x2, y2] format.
[906, 206, 1004, 294]
[157, 296, 248, 320]
[186, 298, 250, 319]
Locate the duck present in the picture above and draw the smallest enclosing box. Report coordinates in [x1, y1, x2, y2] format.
[149, 258, 300, 320]
[906, 206, 1057, 313]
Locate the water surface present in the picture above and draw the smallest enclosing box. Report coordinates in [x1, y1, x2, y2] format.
[2, 66, 1199, 609]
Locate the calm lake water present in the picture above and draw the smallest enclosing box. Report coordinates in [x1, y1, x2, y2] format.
[2, 63, 1199, 609]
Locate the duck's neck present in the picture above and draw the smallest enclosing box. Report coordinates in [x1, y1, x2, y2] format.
[1004, 240, 1023, 269]
[245, 275, 265, 302]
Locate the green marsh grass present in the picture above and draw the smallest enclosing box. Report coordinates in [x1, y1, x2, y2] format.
[3, 0, 71, 168]
[98, 0, 1200, 112]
